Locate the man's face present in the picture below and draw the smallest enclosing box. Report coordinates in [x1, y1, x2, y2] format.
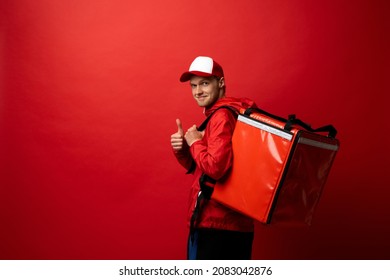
[189, 76, 224, 108]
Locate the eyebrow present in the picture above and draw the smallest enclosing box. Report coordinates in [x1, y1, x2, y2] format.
[190, 78, 212, 85]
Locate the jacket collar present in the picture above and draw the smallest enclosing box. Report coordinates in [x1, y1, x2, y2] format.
[204, 97, 257, 117]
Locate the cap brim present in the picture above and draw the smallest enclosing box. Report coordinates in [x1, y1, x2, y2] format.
[179, 71, 214, 82]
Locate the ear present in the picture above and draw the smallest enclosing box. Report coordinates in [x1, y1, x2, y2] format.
[218, 77, 225, 88]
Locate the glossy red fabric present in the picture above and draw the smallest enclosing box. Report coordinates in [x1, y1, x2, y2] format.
[212, 110, 339, 225]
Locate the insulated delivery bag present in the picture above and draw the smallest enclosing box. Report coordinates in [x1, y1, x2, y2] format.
[201, 106, 339, 226]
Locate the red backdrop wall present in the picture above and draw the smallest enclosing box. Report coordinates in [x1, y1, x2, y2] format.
[1, 0, 389, 259]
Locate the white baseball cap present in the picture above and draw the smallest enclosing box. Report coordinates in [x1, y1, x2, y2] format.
[180, 56, 224, 82]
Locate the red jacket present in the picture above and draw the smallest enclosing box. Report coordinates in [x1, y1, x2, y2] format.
[173, 97, 257, 232]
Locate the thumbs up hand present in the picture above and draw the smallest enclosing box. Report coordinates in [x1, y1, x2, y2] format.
[185, 125, 205, 147]
[176, 119, 184, 136]
[171, 119, 185, 151]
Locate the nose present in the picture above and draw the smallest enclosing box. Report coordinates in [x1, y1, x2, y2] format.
[193, 85, 203, 95]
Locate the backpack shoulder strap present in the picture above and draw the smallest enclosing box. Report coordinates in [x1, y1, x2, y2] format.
[197, 106, 239, 131]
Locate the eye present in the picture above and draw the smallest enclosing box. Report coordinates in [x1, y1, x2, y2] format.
[201, 81, 209, 86]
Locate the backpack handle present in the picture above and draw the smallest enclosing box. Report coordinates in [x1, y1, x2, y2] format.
[244, 108, 337, 138]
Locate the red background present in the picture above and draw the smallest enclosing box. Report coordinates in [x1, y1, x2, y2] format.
[1, 0, 389, 259]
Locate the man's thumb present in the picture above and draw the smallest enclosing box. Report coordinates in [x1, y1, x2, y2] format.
[176, 119, 183, 135]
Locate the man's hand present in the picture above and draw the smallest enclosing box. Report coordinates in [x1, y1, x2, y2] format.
[185, 125, 205, 146]
[171, 119, 185, 151]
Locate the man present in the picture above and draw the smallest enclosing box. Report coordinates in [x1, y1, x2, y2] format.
[171, 56, 257, 260]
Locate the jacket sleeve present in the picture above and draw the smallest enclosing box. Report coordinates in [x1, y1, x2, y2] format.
[172, 143, 195, 173]
[189, 109, 236, 180]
